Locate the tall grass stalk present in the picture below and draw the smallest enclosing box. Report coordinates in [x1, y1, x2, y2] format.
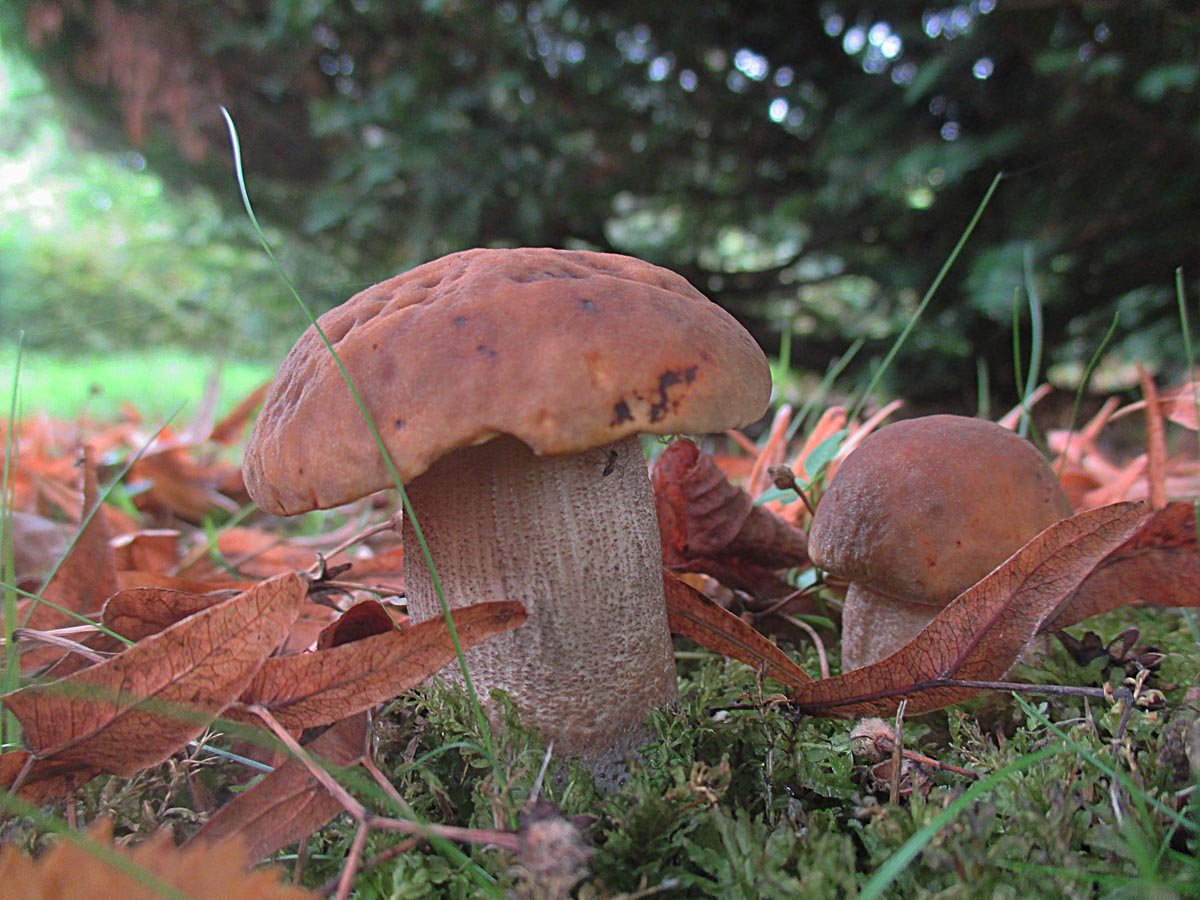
[2, 337, 24, 744]
[1054, 312, 1121, 479]
[1173, 266, 1200, 641]
[221, 110, 507, 839]
[1017, 245, 1044, 438]
[849, 172, 1003, 421]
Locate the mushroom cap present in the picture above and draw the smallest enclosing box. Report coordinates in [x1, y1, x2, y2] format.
[808, 414, 1073, 607]
[244, 248, 771, 515]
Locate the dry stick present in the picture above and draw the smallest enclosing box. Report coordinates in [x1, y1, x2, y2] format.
[889, 700, 907, 805]
[306, 514, 403, 579]
[936, 679, 1120, 701]
[249, 705, 522, 893]
[781, 614, 830, 679]
[334, 821, 371, 900]
[10, 628, 111, 665]
[318, 837, 422, 898]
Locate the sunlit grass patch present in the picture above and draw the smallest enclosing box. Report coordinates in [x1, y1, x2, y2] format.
[0, 348, 274, 420]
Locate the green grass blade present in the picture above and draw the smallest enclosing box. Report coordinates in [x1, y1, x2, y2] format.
[218, 108, 494, 758]
[1018, 245, 1044, 438]
[2, 336, 24, 743]
[860, 743, 1068, 899]
[849, 172, 1002, 420]
[1054, 312, 1121, 478]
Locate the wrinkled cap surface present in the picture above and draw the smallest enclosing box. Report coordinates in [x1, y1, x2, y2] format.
[244, 248, 771, 514]
[807, 414, 1073, 607]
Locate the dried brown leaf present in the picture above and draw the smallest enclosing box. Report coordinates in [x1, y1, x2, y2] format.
[230, 600, 527, 731]
[186, 713, 368, 863]
[789, 502, 1145, 718]
[100, 586, 237, 641]
[1049, 500, 1200, 629]
[0, 749, 101, 810]
[664, 572, 812, 689]
[652, 439, 807, 597]
[18, 447, 118, 669]
[2, 573, 306, 776]
[0, 817, 315, 899]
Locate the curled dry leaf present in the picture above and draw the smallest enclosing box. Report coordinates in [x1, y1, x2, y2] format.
[186, 713, 369, 864]
[789, 502, 1146, 718]
[1, 573, 307, 777]
[664, 572, 812, 689]
[652, 439, 808, 598]
[0, 817, 315, 900]
[17, 446, 119, 672]
[229, 600, 528, 731]
[1049, 500, 1200, 630]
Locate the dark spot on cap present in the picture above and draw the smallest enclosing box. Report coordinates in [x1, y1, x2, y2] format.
[453, 315, 467, 327]
[611, 400, 633, 425]
[371, 342, 379, 351]
[477, 344, 498, 360]
[579, 298, 597, 312]
[649, 366, 699, 422]
[394, 418, 406, 430]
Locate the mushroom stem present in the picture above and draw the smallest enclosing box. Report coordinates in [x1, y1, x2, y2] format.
[840, 585, 941, 671]
[402, 434, 678, 778]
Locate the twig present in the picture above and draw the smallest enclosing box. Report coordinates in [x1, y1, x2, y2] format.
[318, 837, 421, 897]
[335, 820, 371, 900]
[781, 614, 830, 679]
[11, 628, 110, 664]
[889, 700, 907, 805]
[307, 514, 402, 578]
[767, 465, 816, 517]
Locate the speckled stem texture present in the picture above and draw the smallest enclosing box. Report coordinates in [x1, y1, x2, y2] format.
[402, 434, 678, 776]
[839, 584, 941, 672]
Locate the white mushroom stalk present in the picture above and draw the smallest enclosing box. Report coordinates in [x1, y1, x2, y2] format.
[403, 434, 675, 781]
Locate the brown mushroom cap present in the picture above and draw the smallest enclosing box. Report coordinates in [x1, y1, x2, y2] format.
[244, 247, 771, 514]
[809, 414, 1073, 608]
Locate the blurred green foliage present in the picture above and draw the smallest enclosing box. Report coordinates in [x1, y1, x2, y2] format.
[3, 2, 1199, 404]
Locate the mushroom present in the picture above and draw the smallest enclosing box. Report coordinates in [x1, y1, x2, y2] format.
[807, 414, 1073, 671]
[242, 248, 770, 780]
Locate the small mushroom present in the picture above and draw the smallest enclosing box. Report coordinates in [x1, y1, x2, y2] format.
[243, 248, 770, 780]
[808, 414, 1073, 670]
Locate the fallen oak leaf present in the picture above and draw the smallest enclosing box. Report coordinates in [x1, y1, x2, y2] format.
[1048, 500, 1200, 630]
[789, 502, 1145, 718]
[1, 572, 306, 776]
[185, 713, 369, 863]
[227, 600, 527, 731]
[664, 572, 812, 689]
[0, 817, 315, 900]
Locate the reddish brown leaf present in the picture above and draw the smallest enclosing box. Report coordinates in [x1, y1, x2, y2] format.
[230, 600, 527, 731]
[652, 439, 808, 597]
[1049, 500, 1200, 629]
[101, 586, 240, 641]
[664, 572, 812, 689]
[316, 599, 399, 649]
[789, 502, 1145, 718]
[0, 817, 315, 899]
[209, 380, 271, 445]
[18, 447, 119, 670]
[0, 749, 101, 809]
[186, 713, 368, 862]
[109, 529, 181, 574]
[1, 573, 306, 776]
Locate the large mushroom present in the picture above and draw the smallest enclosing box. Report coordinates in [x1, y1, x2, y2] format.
[243, 248, 770, 779]
[808, 414, 1073, 671]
